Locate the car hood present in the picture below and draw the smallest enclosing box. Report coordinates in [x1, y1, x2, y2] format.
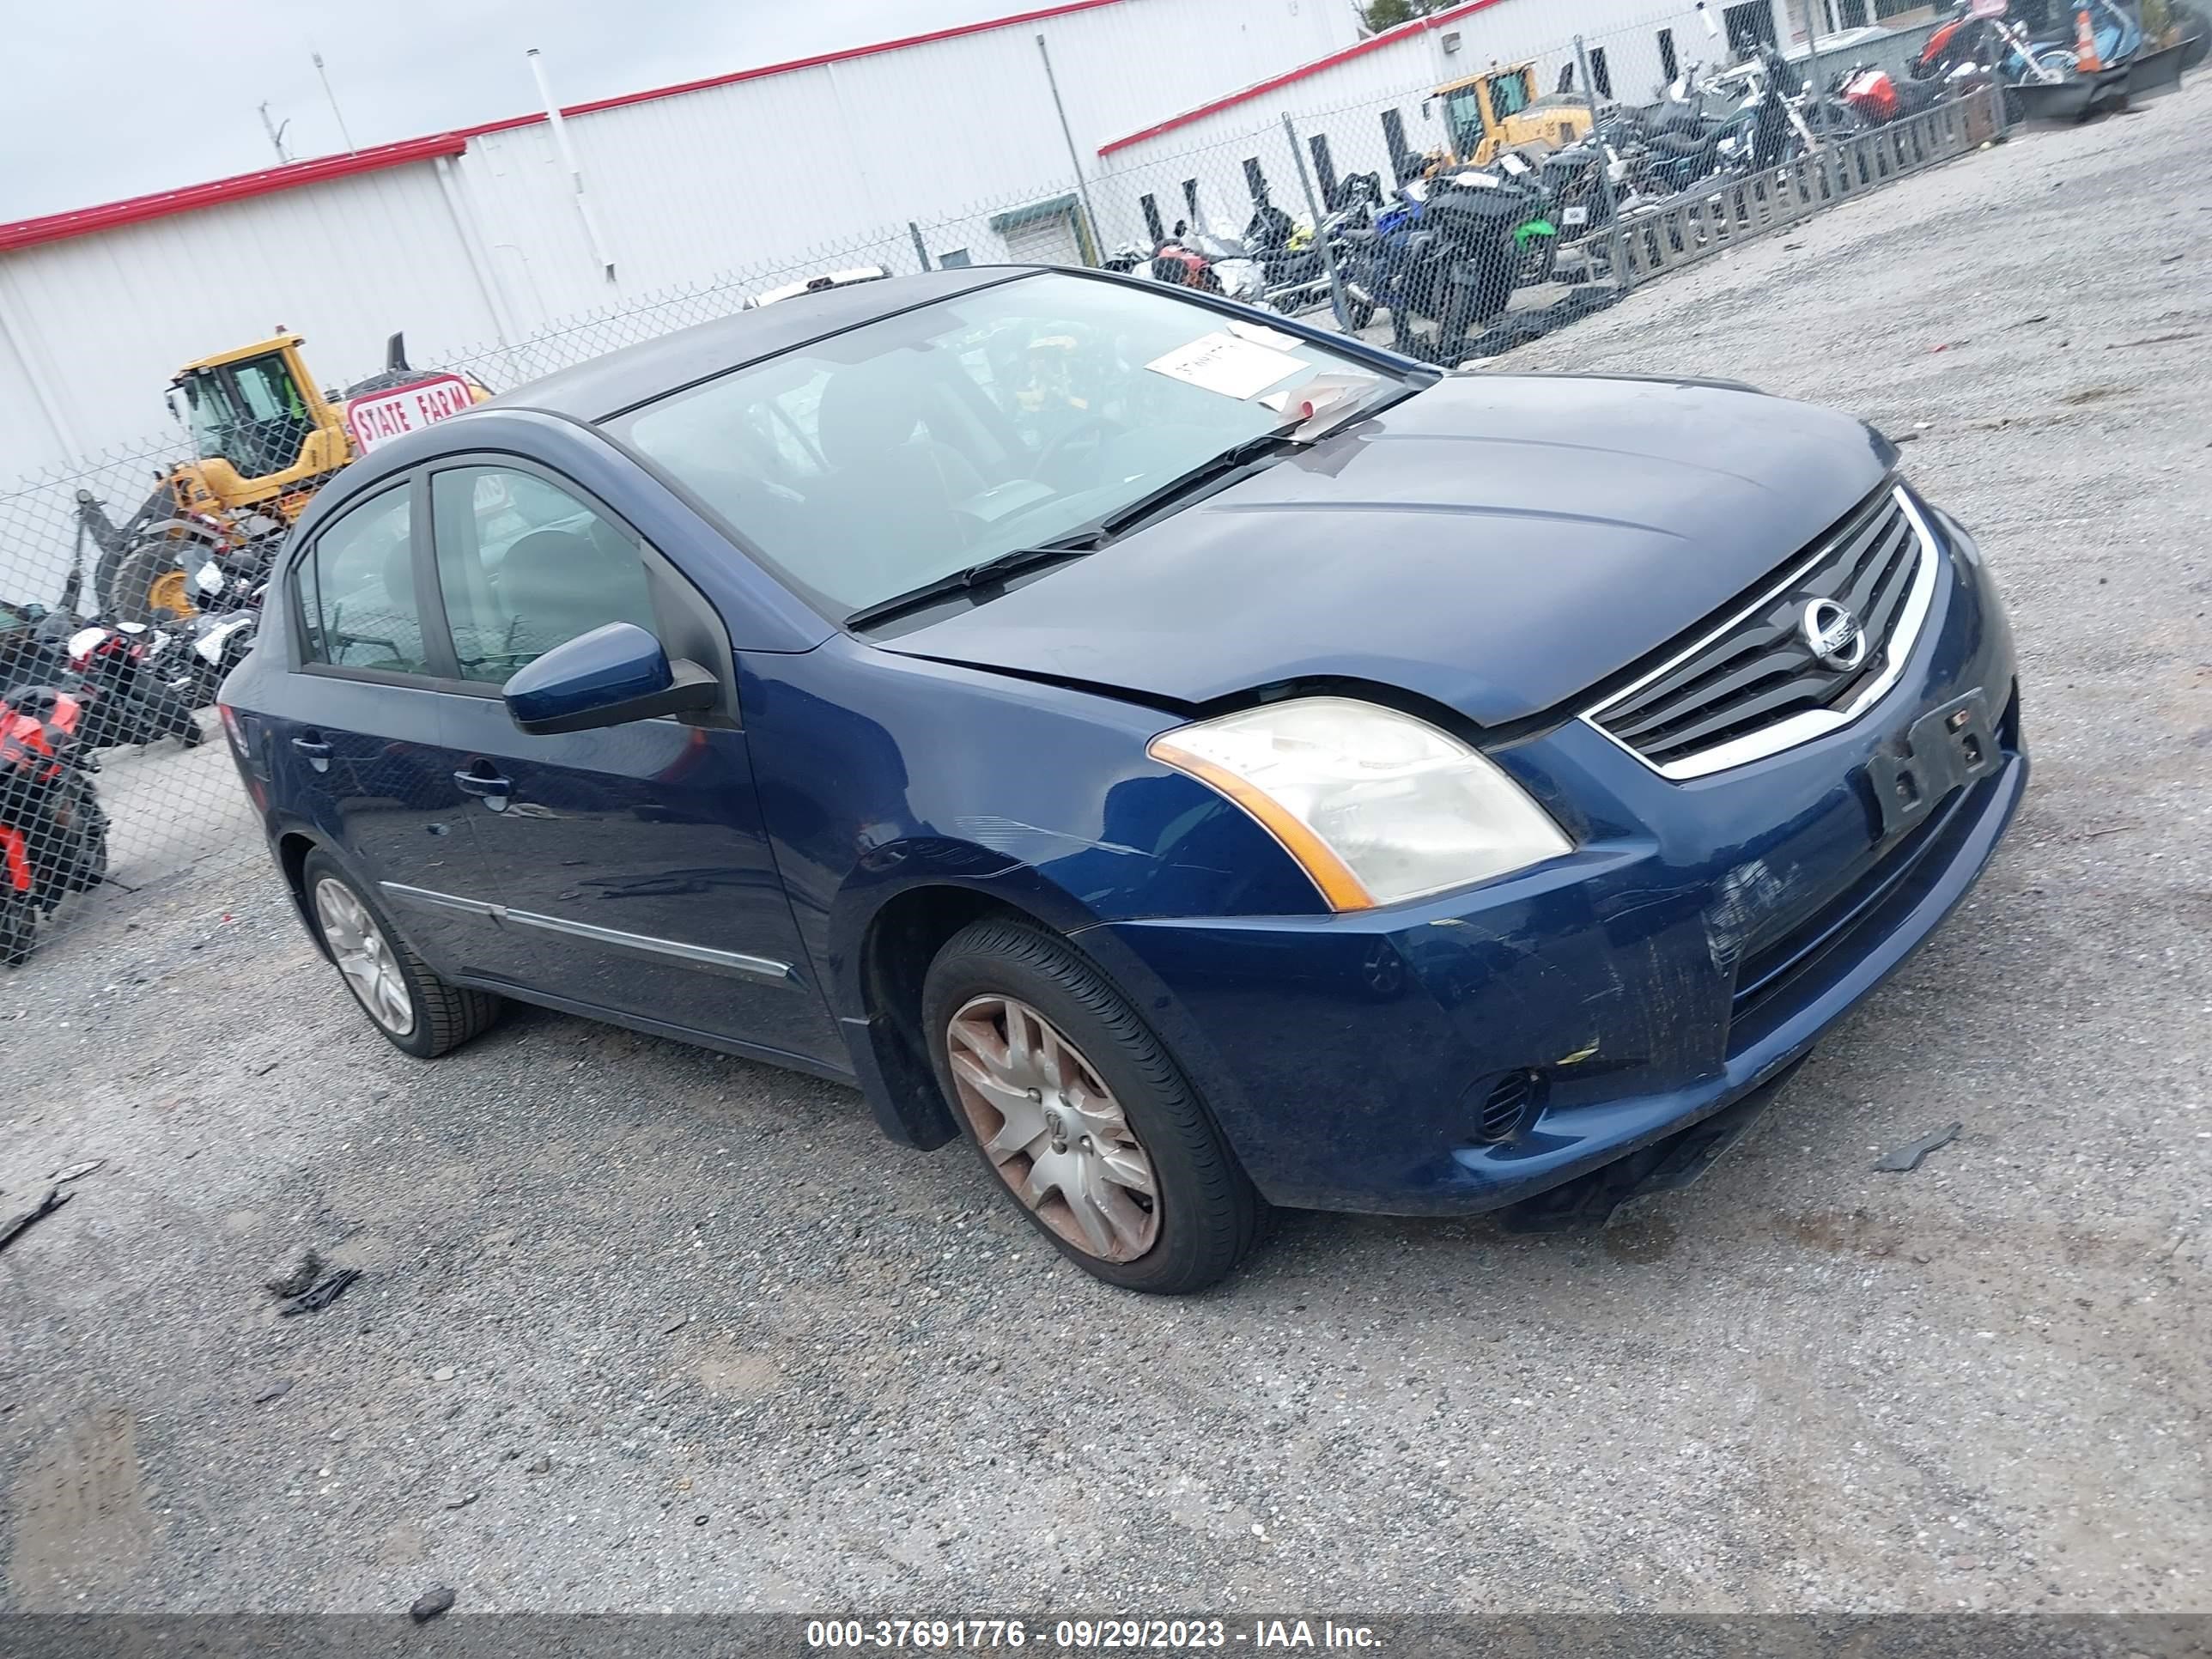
[872, 373, 1896, 727]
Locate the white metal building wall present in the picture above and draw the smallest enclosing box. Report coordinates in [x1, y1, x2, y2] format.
[0, 0, 1358, 471]
[446, 0, 1358, 336]
[0, 160, 500, 476]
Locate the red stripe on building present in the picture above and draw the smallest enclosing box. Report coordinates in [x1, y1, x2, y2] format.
[0, 0, 1124, 252]
[459, 0, 1122, 138]
[1097, 0, 1505, 156]
[0, 135, 470, 253]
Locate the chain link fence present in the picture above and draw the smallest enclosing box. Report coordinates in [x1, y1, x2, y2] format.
[0, 0, 2061, 968]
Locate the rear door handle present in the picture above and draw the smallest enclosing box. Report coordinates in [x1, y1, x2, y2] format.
[291, 736, 331, 772]
[453, 769, 514, 811]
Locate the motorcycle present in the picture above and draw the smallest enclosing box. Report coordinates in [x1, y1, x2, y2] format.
[0, 684, 108, 966]
[166, 605, 262, 709]
[1357, 167, 1549, 362]
[1237, 202, 1383, 327]
[1179, 222, 1267, 305]
[1833, 58, 1954, 125]
[1150, 226, 1228, 294]
[57, 617, 206, 750]
[1917, 0, 2137, 87]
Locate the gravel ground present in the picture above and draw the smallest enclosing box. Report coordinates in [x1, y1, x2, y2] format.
[4, 88, 2209, 1617]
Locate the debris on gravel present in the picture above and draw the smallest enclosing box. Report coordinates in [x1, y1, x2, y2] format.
[274, 1267, 359, 1317]
[1875, 1122, 1965, 1174]
[0, 1186, 70, 1252]
[264, 1246, 324, 1299]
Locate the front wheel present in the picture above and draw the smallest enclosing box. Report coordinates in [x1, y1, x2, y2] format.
[1517, 231, 1559, 286]
[0, 896, 34, 968]
[107, 540, 198, 628]
[1334, 276, 1377, 332]
[921, 918, 1263, 1294]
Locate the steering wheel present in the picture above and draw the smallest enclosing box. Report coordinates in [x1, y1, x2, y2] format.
[1030, 414, 1123, 484]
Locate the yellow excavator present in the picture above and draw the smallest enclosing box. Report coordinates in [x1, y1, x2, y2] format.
[1429, 62, 1594, 167]
[94, 331, 488, 623]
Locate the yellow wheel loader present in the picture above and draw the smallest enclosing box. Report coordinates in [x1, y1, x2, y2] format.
[1429, 62, 1594, 168]
[94, 332, 488, 624]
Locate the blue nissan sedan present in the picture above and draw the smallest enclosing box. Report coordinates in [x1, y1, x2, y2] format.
[218, 265, 2023, 1292]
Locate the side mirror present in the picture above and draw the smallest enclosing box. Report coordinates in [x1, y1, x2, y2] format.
[501, 622, 717, 736]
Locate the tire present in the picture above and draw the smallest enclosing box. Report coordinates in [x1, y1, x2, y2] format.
[2177, 5, 2209, 70]
[64, 795, 106, 893]
[0, 896, 33, 968]
[1518, 231, 1559, 287]
[108, 542, 187, 628]
[921, 917, 1262, 1295]
[301, 849, 499, 1058]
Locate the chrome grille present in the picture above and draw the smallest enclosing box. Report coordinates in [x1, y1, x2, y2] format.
[1585, 485, 1938, 779]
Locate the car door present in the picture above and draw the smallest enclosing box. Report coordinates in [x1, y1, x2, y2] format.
[272, 477, 506, 975]
[420, 458, 839, 1067]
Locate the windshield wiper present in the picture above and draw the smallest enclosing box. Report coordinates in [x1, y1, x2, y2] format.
[842, 416, 1346, 632]
[843, 532, 1105, 630]
[1091, 428, 1308, 542]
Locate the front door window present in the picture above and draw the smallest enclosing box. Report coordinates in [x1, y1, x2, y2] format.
[428, 466, 659, 683]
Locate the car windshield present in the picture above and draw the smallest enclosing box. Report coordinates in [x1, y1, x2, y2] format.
[611, 272, 1413, 619]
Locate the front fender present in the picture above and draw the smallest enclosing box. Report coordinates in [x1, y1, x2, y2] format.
[743, 642, 1328, 1152]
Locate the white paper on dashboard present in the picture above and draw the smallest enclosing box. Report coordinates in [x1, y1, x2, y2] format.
[1226, 318, 1301, 351]
[1145, 331, 1304, 400]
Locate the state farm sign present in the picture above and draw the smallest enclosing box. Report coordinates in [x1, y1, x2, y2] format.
[343, 374, 477, 453]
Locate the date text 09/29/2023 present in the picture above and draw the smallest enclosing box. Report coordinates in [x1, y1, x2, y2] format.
[803, 1619, 1382, 1650]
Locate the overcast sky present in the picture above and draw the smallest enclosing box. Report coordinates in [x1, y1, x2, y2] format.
[3, 0, 1024, 222]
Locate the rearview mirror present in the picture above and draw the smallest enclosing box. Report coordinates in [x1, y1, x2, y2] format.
[501, 622, 717, 736]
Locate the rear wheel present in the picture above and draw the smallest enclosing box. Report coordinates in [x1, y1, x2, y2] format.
[921, 918, 1262, 1294]
[302, 850, 498, 1057]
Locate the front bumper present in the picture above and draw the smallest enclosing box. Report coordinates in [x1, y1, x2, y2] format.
[1090, 513, 2025, 1215]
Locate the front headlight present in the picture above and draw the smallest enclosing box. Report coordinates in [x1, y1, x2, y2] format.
[1148, 696, 1571, 912]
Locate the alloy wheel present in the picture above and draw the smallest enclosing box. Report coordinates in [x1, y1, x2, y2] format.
[313, 878, 416, 1037]
[945, 994, 1159, 1262]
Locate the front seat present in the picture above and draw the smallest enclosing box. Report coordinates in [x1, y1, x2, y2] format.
[495, 528, 653, 665]
[807, 360, 975, 603]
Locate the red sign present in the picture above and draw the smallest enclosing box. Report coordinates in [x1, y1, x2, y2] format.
[343, 374, 477, 453]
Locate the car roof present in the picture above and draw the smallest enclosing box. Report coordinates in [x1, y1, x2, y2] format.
[489, 264, 1035, 424]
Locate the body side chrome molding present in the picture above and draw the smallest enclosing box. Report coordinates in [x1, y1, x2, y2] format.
[379, 881, 799, 987]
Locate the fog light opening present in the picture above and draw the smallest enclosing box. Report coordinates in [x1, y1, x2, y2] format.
[1474, 1069, 1545, 1145]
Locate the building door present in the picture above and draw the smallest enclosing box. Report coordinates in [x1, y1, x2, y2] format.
[1001, 212, 1083, 268]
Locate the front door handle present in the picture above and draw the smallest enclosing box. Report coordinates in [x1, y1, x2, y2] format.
[292, 735, 331, 773]
[453, 768, 514, 811]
